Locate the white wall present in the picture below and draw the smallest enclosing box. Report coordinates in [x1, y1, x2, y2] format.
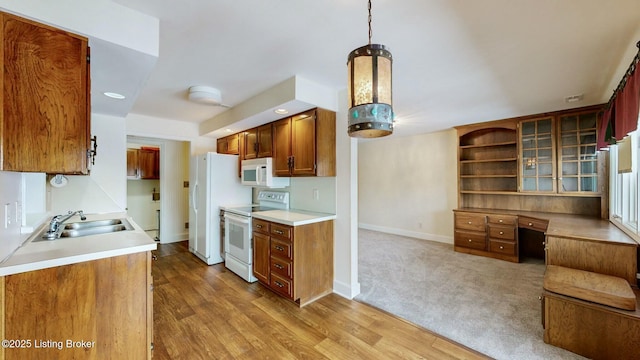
[289, 177, 336, 214]
[358, 129, 458, 244]
[333, 89, 361, 299]
[48, 114, 127, 214]
[0, 171, 24, 261]
[127, 179, 161, 231]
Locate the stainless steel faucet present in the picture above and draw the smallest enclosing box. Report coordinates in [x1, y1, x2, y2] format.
[43, 210, 86, 239]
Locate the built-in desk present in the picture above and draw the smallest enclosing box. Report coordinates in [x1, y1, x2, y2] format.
[453, 208, 639, 284]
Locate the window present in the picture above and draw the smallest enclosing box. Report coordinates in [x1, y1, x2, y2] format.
[609, 117, 640, 241]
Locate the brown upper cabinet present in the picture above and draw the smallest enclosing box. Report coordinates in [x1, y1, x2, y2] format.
[216, 133, 239, 155]
[519, 109, 600, 194]
[273, 108, 336, 177]
[244, 123, 273, 159]
[0, 12, 91, 174]
[127, 148, 159, 180]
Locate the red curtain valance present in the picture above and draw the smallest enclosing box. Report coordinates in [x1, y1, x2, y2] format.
[598, 42, 640, 149]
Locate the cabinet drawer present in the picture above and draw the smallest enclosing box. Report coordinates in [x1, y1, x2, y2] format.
[518, 217, 548, 232]
[270, 256, 293, 279]
[454, 213, 486, 232]
[489, 240, 516, 256]
[487, 214, 517, 226]
[271, 238, 292, 260]
[454, 231, 486, 250]
[253, 219, 270, 234]
[270, 273, 293, 299]
[488, 224, 516, 241]
[271, 223, 292, 240]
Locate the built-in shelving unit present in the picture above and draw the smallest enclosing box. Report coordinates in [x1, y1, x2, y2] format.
[458, 125, 518, 194]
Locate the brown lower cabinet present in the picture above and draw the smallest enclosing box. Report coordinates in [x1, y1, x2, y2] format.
[0, 252, 153, 360]
[252, 218, 333, 307]
[454, 210, 519, 262]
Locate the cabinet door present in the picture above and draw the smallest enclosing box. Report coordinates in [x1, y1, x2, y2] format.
[216, 138, 228, 154]
[244, 128, 258, 159]
[273, 118, 292, 176]
[227, 134, 239, 155]
[257, 123, 273, 158]
[1, 13, 90, 174]
[127, 149, 139, 178]
[138, 149, 158, 179]
[252, 232, 270, 284]
[291, 110, 316, 175]
[519, 117, 556, 193]
[557, 111, 599, 193]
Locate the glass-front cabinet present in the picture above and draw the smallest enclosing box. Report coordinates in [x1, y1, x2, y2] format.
[519, 117, 557, 192]
[518, 110, 600, 195]
[557, 111, 598, 193]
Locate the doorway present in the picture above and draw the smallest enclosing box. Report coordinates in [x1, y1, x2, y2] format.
[126, 138, 161, 240]
[126, 136, 191, 244]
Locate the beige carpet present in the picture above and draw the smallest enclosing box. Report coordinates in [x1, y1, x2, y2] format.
[355, 229, 586, 360]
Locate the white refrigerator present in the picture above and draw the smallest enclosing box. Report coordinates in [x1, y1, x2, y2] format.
[189, 153, 251, 265]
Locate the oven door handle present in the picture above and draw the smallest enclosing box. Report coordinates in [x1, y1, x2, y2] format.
[224, 213, 251, 225]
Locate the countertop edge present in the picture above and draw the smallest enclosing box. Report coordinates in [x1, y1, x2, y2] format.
[252, 210, 336, 226]
[0, 212, 157, 277]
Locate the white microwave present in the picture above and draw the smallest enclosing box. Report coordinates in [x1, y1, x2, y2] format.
[240, 157, 290, 188]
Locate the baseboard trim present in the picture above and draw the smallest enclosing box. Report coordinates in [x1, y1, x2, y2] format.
[359, 223, 453, 244]
[333, 279, 361, 300]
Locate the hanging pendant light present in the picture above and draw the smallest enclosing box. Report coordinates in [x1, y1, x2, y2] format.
[347, 0, 393, 138]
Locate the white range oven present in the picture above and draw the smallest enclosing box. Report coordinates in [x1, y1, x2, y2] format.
[223, 191, 289, 283]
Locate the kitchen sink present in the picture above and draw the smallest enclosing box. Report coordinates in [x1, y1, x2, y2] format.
[35, 218, 134, 241]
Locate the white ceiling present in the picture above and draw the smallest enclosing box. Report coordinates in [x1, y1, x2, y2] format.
[107, 0, 640, 139]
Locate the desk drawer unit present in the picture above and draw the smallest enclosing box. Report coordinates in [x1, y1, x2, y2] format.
[454, 230, 487, 251]
[488, 214, 518, 226]
[455, 213, 487, 232]
[518, 216, 548, 232]
[488, 224, 516, 241]
[489, 240, 517, 256]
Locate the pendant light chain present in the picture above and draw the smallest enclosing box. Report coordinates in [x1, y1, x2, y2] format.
[368, 0, 372, 45]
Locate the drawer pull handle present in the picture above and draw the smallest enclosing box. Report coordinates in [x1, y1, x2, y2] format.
[499, 231, 504, 235]
[499, 246, 504, 250]
[275, 230, 284, 235]
[274, 263, 284, 269]
[275, 245, 285, 251]
[275, 281, 284, 288]
[256, 224, 262, 229]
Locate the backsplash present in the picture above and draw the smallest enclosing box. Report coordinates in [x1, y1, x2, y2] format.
[0, 171, 24, 261]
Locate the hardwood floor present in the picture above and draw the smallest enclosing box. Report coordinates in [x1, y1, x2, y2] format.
[151, 241, 490, 360]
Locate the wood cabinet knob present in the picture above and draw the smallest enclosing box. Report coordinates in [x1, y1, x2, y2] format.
[499, 219, 503, 223]
[468, 221, 472, 224]
[499, 246, 504, 250]
[468, 239, 472, 242]
[499, 231, 504, 235]
[528, 222, 533, 226]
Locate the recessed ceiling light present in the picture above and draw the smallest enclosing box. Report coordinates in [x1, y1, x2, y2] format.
[104, 92, 126, 100]
[274, 108, 289, 115]
[225, 129, 232, 132]
[564, 94, 584, 103]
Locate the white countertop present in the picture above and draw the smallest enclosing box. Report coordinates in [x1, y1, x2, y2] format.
[252, 209, 336, 226]
[0, 212, 157, 276]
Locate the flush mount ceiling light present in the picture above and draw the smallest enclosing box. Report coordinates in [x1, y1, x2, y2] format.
[103, 92, 126, 100]
[274, 108, 289, 115]
[188, 85, 227, 106]
[347, 0, 394, 138]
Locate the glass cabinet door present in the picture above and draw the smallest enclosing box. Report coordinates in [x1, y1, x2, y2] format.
[557, 111, 599, 193]
[519, 117, 556, 192]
